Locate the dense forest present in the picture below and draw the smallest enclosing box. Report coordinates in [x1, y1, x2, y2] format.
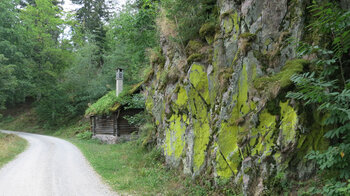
[1, 0, 350, 195]
[0, 0, 157, 126]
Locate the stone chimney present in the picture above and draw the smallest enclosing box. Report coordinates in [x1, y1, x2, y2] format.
[116, 68, 123, 97]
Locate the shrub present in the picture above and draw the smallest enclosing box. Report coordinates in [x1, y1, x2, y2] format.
[287, 1, 350, 193]
[76, 131, 93, 140]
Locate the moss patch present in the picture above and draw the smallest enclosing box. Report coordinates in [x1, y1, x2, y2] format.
[85, 90, 119, 116]
[146, 96, 154, 113]
[186, 40, 204, 56]
[199, 22, 216, 44]
[85, 82, 144, 116]
[254, 59, 309, 90]
[187, 53, 204, 65]
[239, 32, 256, 40]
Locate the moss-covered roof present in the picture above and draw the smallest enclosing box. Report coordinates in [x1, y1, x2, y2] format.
[85, 82, 143, 116]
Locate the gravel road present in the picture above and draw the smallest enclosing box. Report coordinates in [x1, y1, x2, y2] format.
[0, 130, 118, 196]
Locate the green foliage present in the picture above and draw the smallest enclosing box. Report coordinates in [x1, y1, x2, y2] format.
[263, 171, 290, 195]
[71, 0, 109, 66]
[287, 1, 350, 193]
[0, 0, 31, 106]
[307, 2, 350, 60]
[124, 113, 147, 127]
[76, 131, 93, 140]
[0, 0, 74, 124]
[0, 55, 17, 111]
[35, 87, 77, 127]
[0, 0, 157, 128]
[105, 0, 158, 84]
[307, 179, 350, 196]
[118, 94, 145, 110]
[161, 0, 216, 44]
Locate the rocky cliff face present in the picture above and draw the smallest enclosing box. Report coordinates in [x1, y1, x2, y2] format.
[145, 0, 333, 194]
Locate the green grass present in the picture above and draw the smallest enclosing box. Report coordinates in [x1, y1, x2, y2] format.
[0, 132, 27, 168]
[70, 138, 207, 195]
[0, 109, 210, 195]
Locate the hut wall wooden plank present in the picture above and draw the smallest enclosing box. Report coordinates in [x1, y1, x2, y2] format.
[90, 108, 143, 136]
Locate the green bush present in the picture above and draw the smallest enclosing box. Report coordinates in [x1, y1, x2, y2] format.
[76, 131, 93, 140]
[287, 1, 350, 194]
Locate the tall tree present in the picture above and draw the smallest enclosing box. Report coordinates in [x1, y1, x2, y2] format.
[20, 0, 70, 99]
[104, 0, 158, 84]
[0, 0, 31, 105]
[71, 0, 109, 67]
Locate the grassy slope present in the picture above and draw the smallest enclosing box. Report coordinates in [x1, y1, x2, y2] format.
[0, 133, 27, 168]
[0, 109, 46, 134]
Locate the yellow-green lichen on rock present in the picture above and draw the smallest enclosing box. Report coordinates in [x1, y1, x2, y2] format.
[223, 15, 233, 34]
[188, 63, 211, 172]
[209, 46, 222, 106]
[216, 65, 252, 178]
[250, 109, 277, 157]
[279, 101, 298, 148]
[193, 117, 210, 172]
[164, 114, 189, 159]
[172, 85, 188, 114]
[222, 11, 240, 37]
[189, 64, 210, 104]
[233, 11, 240, 33]
[215, 121, 241, 178]
[238, 64, 250, 115]
[175, 86, 188, 108]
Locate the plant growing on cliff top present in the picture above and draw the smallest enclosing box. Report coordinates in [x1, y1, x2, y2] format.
[161, 0, 216, 45]
[287, 1, 350, 194]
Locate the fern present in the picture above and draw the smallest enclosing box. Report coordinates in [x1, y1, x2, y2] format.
[287, 1, 350, 193]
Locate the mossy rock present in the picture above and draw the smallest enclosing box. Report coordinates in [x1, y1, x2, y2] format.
[222, 11, 240, 35]
[199, 22, 216, 44]
[150, 50, 165, 68]
[185, 40, 204, 55]
[199, 22, 216, 38]
[187, 53, 204, 65]
[239, 32, 256, 41]
[253, 59, 309, 90]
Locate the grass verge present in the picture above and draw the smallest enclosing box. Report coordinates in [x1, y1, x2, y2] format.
[0, 132, 27, 168]
[70, 138, 207, 195]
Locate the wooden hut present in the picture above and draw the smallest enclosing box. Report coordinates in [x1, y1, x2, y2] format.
[86, 68, 144, 138]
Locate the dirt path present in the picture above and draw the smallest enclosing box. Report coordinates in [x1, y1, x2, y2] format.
[0, 130, 118, 196]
